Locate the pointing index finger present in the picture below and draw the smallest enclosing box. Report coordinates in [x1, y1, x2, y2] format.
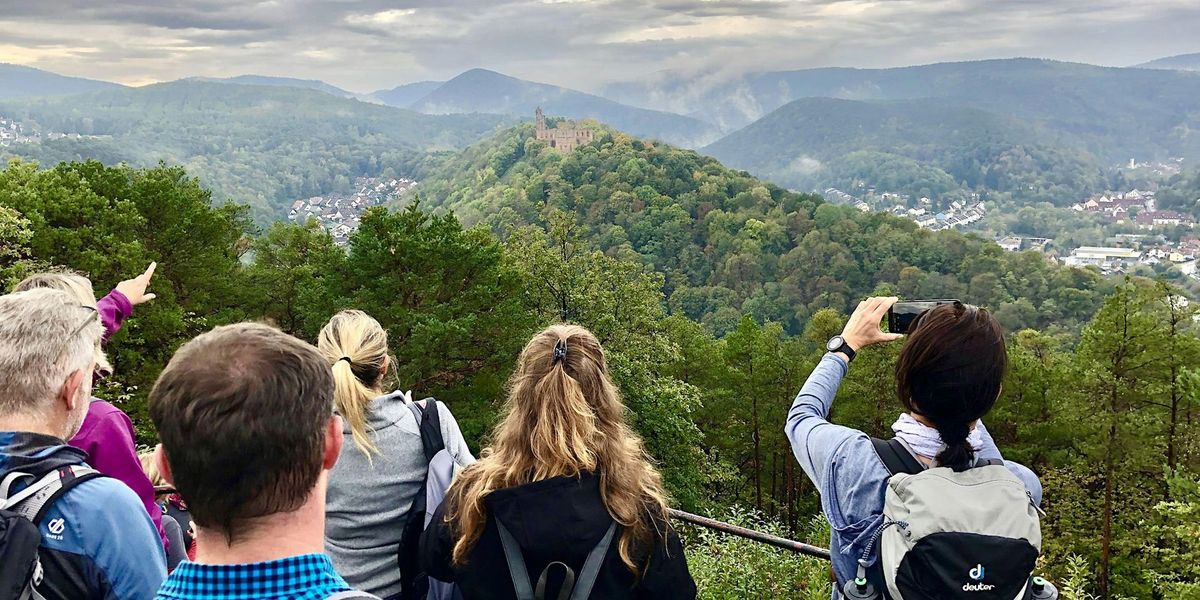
[142, 261, 157, 281]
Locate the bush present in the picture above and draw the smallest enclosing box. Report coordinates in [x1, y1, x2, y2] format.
[680, 506, 832, 600]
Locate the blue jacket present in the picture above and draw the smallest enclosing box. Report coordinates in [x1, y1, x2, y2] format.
[0, 431, 166, 600]
[784, 355, 1042, 598]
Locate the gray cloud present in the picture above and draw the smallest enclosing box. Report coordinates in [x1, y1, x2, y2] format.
[0, 0, 1196, 92]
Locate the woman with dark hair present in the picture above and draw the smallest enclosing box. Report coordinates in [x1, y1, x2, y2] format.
[786, 297, 1042, 598]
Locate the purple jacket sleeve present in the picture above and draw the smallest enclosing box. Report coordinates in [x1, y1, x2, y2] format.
[71, 406, 169, 551]
[95, 289, 132, 343]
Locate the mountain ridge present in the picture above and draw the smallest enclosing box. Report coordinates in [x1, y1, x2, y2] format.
[183, 74, 360, 99]
[0, 63, 125, 99]
[1134, 52, 1200, 71]
[409, 68, 721, 148]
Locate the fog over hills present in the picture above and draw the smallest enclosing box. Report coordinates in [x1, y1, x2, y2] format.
[407, 68, 721, 148]
[369, 81, 445, 108]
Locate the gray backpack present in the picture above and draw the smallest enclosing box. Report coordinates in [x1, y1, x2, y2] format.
[870, 438, 1043, 600]
[396, 397, 467, 600]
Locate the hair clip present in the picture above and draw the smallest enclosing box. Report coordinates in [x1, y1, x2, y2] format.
[552, 339, 568, 364]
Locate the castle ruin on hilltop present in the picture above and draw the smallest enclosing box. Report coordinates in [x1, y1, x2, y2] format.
[535, 107, 593, 153]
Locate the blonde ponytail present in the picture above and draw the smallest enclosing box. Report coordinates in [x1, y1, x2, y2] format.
[318, 310, 390, 456]
[530, 359, 598, 476]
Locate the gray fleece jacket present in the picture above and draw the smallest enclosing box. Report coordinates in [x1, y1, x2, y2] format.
[325, 391, 475, 598]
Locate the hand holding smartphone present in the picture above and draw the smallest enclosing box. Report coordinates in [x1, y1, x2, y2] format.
[887, 299, 960, 334]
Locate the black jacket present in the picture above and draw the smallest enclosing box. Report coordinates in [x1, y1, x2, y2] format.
[420, 472, 696, 600]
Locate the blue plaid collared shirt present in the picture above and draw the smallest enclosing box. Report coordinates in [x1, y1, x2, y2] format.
[156, 553, 355, 600]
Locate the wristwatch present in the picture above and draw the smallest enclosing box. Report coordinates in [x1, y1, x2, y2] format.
[826, 335, 857, 362]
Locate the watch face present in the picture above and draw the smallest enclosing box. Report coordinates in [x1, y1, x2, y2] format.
[827, 336, 843, 351]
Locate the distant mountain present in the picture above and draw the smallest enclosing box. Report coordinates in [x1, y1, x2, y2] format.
[0, 81, 509, 220]
[605, 58, 1200, 159]
[1135, 53, 1200, 71]
[369, 81, 444, 108]
[186, 75, 358, 98]
[409, 68, 720, 147]
[0, 63, 124, 99]
[703, 97, 1107, 203]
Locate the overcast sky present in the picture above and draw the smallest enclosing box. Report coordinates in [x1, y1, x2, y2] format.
[1, 0, 1197, 93]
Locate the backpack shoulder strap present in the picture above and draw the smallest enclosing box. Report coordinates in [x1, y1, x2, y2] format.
[408, 398, 447, 462]
[324, 592, 382, 600]
[870, 437, 925, 476]
[496, 519, 535, 600]
[568, 522, 617, 600]
[3, 466, 104, 524]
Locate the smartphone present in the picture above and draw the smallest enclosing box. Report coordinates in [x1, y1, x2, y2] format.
[887, 299, 960, 334]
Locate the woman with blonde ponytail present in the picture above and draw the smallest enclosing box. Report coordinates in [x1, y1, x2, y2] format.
[420, 324, 696, 600]
[320, 310, 474, 600]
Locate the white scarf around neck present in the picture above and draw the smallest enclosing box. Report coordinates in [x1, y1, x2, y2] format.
[890, 413, 983, 460]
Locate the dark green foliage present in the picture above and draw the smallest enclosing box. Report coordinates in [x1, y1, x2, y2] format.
[417, 124, 1116, 334]
[0, 159, 255, 441]
[1157, 167, 1200, 218]
[0, 81, 508, 220]
[702, 97, 1107, 203]
[3, 146, 1197, 598]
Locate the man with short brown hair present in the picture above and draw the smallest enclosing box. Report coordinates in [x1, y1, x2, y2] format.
[150, 322, 376, 600]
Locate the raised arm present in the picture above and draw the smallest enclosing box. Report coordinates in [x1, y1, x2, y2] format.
[786, 297, 903, 488]
[785, 354, 856, 486]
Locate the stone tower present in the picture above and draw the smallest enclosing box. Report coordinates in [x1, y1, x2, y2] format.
[535, 107, 546, 132]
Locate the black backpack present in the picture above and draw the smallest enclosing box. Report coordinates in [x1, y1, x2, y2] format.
[396, 398, 449, 600]
[0, 465, 103, 600]
[497, 520, 617, 600]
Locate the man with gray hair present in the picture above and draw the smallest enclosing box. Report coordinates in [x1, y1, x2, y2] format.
[0, 288, 165, 599]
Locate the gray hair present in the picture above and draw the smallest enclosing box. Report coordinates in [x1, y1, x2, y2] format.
[0, 288, 103, 417]
[12, 271, 112, 375]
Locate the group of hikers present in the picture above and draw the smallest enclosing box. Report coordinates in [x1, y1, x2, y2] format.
[0, 263, 1047, 600]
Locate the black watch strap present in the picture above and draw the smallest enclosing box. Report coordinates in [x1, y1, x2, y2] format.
[829, 337, 856, 362]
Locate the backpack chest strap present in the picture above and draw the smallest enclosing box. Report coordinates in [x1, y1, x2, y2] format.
[0, 465, 103, 524]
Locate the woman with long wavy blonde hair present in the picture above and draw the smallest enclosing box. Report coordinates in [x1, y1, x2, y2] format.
[420, 324, 696, 600]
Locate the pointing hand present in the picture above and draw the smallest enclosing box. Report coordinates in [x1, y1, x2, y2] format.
[115, 262, 158, 306]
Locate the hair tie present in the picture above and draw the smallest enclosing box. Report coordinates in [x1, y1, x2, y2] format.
[338, 356, 352, 364]
[552, 339, 567, 364]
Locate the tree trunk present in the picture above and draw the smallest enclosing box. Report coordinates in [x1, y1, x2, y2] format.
[1099, 412, 1117, 599]
[752, 392, 762, 511]
[1167, 363, 1179, 473]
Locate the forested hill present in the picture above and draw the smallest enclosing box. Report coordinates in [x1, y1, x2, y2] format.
[702, 97, 1107, 203]
[184, 75, 359, 99]
[0, 63, 124, 99]
[416, 123, 1116, 336]
[0, 81, 510, 220]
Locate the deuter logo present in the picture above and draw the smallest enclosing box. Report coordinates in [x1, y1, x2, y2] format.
[962, 564, 995, 592]
[46, 517, 66, 541]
